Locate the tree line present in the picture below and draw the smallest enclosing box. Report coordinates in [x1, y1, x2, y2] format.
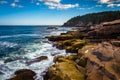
[65, 11, 120, 26]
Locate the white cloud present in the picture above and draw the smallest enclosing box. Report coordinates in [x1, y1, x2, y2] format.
[0, 0, 8, 4]
[107, 3, 120, 7]
[58, 3, 79, 9]
[10, 0, 24, 8]
[0, 0, 78, 9]
[11, 3, 16, 7]
[100, 0, 120, 3]
[107, 3, 115, 7]
[39, 0, 79, 9]
[100, 0, 110, 3]
[40, 0, 61, 3]
[10, 3, 24, 8]
[99, 0, 120, 7]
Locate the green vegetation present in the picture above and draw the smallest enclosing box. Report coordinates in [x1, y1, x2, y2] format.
[64, 11, 120, 26]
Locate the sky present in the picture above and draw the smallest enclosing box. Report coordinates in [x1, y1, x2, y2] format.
[0, 0, 120, 25]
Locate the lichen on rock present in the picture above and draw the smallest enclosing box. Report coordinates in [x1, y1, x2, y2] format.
[44, 55, 86, 80]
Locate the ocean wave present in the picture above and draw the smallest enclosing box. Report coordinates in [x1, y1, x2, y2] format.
[0, 40, 66, 80]
[0, 42, 18, 48]
[0, 34, 41, 39]
[0, 27, 73, 80]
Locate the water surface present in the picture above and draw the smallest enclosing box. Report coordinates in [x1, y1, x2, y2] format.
[0, 26, 75, 80]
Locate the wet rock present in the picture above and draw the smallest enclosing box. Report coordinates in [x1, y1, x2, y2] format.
[0, 71, 4, 74]
[51, 52, 61, 56]
[26, 56, 48, 65]
[4, 58, 15, 63]
[7, 69, 36, 80]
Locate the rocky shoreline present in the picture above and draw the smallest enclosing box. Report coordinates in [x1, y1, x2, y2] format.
[44, 20, 120, 80]
[8, 20, 120, 80]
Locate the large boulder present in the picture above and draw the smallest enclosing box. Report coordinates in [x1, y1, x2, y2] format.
[44, 55, 86, 80]
[7, 69, 36, 80]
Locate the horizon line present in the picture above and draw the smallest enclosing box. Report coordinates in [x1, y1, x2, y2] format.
[0, 25, 62, 26]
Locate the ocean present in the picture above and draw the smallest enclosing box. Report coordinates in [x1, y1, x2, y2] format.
[0, 26, 75, 80]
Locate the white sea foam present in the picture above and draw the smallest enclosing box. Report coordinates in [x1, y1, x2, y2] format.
[0, 60, 4, 65]
[0, 27, 74, 80]
[0, 42, 18, 48]
[1, 41, 66, 80]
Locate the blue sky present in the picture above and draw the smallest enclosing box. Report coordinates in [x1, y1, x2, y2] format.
[0, 0, 120, 25]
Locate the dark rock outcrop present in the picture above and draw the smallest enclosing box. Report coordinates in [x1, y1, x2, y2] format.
[26, 56, 48, 65]
[7, 69, 36, 80]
